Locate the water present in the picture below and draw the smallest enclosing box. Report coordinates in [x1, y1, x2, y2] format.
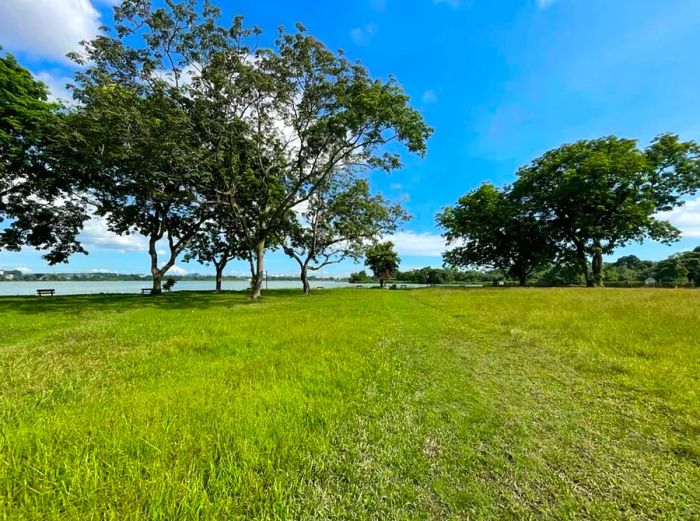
[0, 279, 355, 296]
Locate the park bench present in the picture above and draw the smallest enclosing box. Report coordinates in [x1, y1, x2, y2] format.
[36, 289, 55, 297]
[400, 284, 407, 288]
[140, 288, 153, 295]
[356, 284, 363, 288]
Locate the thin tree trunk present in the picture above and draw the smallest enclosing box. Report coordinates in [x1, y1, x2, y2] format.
[149, 237, 163, 295]
[251, 239, 265, 299]
[215, 264, 224, 293]
[301, 264, 311, 295]
[379, 277, 386, 288]
[592, 244, 604, 287]
[518, 274, 527, 287]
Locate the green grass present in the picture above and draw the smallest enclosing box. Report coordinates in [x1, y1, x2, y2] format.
[0, 288, 698, 520]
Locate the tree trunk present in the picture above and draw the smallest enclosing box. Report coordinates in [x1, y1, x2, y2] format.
[215, 264, 224, 293]
[518, 274, 527, 287]
[149, 239, 163, 295]
[379, 277, 386, 288]
[251, 239, 265, 299]
[301, 264, 311, 295]
[573, 240, 594, 287]
[592, 244, 604, 287]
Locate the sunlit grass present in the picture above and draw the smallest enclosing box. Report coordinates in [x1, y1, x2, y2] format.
[0, 288, 698, 519]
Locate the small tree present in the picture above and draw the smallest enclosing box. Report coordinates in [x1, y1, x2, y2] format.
[279, 177, 407, 294]
[364, 241, 400, 288]
[184, 219, 246, 292]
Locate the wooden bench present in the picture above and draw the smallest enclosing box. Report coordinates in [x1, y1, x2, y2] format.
[400, 284, 407, 288]
[140, 288, 153, 295]
[36, 289, 55, 297]
[355, 284, 363, 288]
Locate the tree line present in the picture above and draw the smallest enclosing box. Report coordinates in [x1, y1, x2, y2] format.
[439, 136, 700, 287]
[0, 0, 431, 297]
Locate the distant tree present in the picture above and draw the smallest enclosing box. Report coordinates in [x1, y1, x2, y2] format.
[364, 241, 400, 288]
[513, 135, 700, 287]
[349, 270, 372, 283]
[0, 49, 88, 262]
[279, 177, 407, 294]
[672, 250, 700, 286]
[694, 246, 700, 253]
[654, 258, 689, 288]
[613, 255, 643, 269]
[184, 219, 246, 292]
[438, 183, 557, 286]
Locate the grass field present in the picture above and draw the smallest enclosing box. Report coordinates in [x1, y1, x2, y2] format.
[0, 288, 698, 520]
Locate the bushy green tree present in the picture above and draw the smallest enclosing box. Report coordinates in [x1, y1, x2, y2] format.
[364, 241, 400, 288]
[513, 135, 700, 287]
[438, 183, 557, 286]
[196, 23, 431, 298]
[67, 0, 219, 293]
[0, 49, 88, 262]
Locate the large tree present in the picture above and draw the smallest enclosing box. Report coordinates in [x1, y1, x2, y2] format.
[280, 177, 407, 294]
[193, 23, 431, 298]
[364, 241, 400, 288]
[513, 135, 700, 287]
[0, 49, 88, 263]
[67, 0, 216, 293]
[438, 183, 557, 286]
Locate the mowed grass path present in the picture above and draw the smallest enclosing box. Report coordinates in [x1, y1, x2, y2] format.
[0, 288, 698, 519]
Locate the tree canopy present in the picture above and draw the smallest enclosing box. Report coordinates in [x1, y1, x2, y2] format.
[0, 49, 88, 263]
[364, 241, 400, 288]
[438, 183, 557, 286]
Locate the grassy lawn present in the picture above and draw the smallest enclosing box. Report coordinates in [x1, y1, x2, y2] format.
[0, 288, 698, 520]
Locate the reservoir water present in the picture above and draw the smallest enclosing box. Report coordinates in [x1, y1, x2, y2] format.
[0, 279, 355, 296]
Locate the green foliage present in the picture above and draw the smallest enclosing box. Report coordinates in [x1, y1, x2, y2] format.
[512, 135, 700, 286]
[281, 177, 408, 293]
[162, 277, 177, 292]
[0, 289, 698, 518]
[438, 183, 557, 286]
[364, 241, 400, 287]
[349, 270, 372, 283]
[0, 49, 88, 262]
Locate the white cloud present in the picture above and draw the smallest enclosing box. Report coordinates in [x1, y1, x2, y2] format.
[0, 0, 104, 63]
[390, 183, 403, 190]
[13, 266, 32, 274]
[90, 268, 112, 273]
[34, 70, 73, 102]
[350, 24, 378, 46]
[536, 0, 556, 8]
[385, 231, 446, 256]
[79, 216, 148, 253]
[422, 89, 438, 104]
[658, 197, 700, 238]
[167, 265, 188, 276]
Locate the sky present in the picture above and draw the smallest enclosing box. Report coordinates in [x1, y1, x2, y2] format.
[1, 0, 700, 277]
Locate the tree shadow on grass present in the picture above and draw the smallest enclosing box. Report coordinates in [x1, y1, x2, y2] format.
[0, 289, 304, 316]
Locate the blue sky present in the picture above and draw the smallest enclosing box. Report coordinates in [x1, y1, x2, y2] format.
[1, 0, 700, 276]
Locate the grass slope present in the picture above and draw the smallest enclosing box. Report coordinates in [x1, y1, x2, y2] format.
[0, 288, 698, 519]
